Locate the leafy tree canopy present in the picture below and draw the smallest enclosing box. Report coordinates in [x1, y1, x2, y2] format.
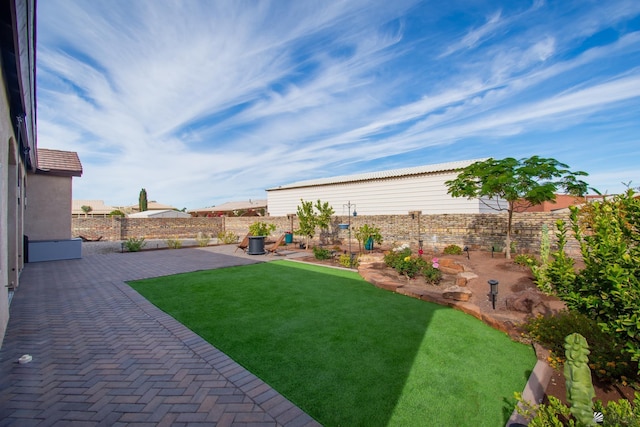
[446, 156, 589, 258]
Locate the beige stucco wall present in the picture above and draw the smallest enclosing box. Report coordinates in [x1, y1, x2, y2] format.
[25, 174, 73, 241]
[0, 88, 15, 346]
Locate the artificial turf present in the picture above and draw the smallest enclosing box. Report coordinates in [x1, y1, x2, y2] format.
[129, 260, 536, 426]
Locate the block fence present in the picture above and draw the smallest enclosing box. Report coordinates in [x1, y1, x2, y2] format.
[73, 211, 577, 255]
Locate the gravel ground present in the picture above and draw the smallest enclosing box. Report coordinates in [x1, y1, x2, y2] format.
[81, 239, 221, 255]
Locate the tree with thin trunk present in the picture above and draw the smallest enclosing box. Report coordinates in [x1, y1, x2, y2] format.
[445, 156, 589, 258]
[81, 205, 92, 218]
[139, 188, 148, 212]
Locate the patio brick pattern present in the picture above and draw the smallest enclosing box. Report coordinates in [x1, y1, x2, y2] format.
[0, 247, 320, 426]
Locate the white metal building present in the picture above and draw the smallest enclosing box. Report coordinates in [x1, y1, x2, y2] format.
[127, 209, 191, 219]
[266, 159, 503, 216]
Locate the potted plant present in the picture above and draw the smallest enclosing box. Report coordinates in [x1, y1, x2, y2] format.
[247, 221, 275, 255]
[355, 224, 383, 252]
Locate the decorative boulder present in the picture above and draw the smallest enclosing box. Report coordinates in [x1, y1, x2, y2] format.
[442, 285, 473, 302]
[505, 288, 548, 314]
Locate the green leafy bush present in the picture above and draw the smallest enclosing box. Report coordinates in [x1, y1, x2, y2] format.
[354, 224, 383, 251]
[338, 253, 358, 268]
[532, 219, 576, 295]
[165, 238, 182, 249]
[423, 263, 443, 284]
[195, 232, 211, 247]
[124, 237, 146, 252]
[313, 246, 332, 260]
[216, 231, 237, 244]
[522, 311, 638, 383]
[384, 246, 443, 282]
[554, 189, 640, 368]
[443, 244, 463, 255]
[249, 221, 275, 237]
[516, 391, 640, 427]
[514, 253, 539, 267]
[384, 247, 421, 277]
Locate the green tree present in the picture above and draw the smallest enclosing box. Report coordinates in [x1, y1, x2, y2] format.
[295, 199, 335, 248]
[108, 209, 125, 217]
[80, 205, 92, 218]
[296, 199, 316, 249]
[139, 188, 148, 212]
[314, 199, 335, 244]
[445, 156, 588, 258]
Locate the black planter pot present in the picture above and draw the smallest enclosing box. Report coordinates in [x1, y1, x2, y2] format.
[247, 236, 266, 255]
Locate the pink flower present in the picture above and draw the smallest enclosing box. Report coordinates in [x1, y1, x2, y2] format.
[432, 257, 439, 269]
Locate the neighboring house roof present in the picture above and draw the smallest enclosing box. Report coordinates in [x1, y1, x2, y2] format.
[128, 201, 178, 211]
[189, 199, 267, 214]
[36, 148, 83, 177]
[267, 159, 486, 191]
[127, 209, 191, 218]
[72, 200, 116, 215]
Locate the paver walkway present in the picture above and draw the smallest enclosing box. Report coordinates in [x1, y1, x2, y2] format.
[0, 245, 320, 426]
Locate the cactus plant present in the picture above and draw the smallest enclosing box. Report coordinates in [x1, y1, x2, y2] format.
[564, 333, 596, 426]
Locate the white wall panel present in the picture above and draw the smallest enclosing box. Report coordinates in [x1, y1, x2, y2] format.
[267, 171, 498, 216]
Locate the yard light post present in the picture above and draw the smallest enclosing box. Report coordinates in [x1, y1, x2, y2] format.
[343, 201, 357, 267]
[488, 279, 499, 310]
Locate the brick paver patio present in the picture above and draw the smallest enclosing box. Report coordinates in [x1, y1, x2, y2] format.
[0, 246, 320, 426]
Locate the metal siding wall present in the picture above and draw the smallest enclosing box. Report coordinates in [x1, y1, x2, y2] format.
[267, 172, 486, 215]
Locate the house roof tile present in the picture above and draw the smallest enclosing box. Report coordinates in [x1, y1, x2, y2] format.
[37, 148, 83, 177]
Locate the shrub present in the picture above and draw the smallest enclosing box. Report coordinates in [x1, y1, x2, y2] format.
[514, 254, 539, 267]
[249, 221, 275, 237]
[515, 391, 640, 427]
[124, 237, 146, 252]
[532, 219, 575, 295]
[423, 263, 443, 284]
[195, 232, 211, 247]
[312, 246, 332, 260]
[516, 331, 640, 426]
[443, 244, 463, 255]
[522, 311, 638, 383]
[338, 253, 358, 268]
[554, 189, 640, 367]
[384, 247, 429, 279]
[216, 231, 238, 244]
[165, 238, 182, 249]
[354, 224, 383, 252]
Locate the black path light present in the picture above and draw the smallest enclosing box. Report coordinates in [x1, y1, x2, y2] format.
[488, 279, 499, 310]
[463, 245, 470, 259]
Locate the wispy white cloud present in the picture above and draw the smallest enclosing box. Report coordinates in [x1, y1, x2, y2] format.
[36, 0, 640, 208]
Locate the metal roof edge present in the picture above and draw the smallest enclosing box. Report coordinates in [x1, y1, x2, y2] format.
[267, 158, 488, 191]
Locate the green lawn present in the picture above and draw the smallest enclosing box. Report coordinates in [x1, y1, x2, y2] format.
[129, 260, 536, 426]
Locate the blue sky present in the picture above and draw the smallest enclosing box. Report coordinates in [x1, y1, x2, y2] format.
[37, 0, 640, 209]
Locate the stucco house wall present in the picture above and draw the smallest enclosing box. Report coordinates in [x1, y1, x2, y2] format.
[267, 159, 502, 216]
[25, 174, 73, 240]
[0, 0, 37, 347]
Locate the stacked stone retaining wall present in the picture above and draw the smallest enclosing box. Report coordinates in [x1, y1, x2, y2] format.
[73, 212, 577, 255]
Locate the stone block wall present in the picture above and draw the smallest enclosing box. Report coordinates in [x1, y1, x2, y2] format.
[73, 217, 224, 241]
[73, 212, 578, 255]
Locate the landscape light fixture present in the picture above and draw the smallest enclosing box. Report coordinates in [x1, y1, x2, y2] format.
[463, 246, 470, 259]
[488, 279, 499, 310]
[343, 202, 357, 267]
